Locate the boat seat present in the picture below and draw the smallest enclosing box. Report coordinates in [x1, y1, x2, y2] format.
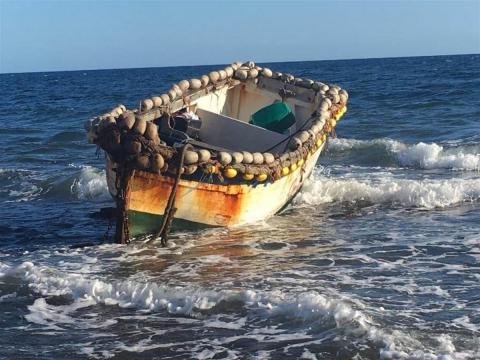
[196, 108, 288, 152]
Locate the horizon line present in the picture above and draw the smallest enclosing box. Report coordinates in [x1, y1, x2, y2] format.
[1, 52, 478, 75]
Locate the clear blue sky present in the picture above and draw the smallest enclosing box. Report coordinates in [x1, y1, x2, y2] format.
[0, 0, 479, 73]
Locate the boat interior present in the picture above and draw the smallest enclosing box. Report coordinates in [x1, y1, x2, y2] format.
[157, 78, 319, 153]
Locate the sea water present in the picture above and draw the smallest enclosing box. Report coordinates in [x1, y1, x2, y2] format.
[0, 55, 479, 359]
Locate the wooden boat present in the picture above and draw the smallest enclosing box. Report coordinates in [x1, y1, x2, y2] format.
[85, 61, 348, 243]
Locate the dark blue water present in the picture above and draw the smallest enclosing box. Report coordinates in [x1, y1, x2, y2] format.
[1, 55, 479, 359]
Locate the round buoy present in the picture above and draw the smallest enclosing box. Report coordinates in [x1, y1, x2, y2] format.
[256, 173, 268, 182]
[197, 149, 211, 162]
[184, 150, 199, 165]
[224, 167, 237, 178]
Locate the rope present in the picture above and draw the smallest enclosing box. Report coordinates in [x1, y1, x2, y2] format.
[150, 144, 188, 247]
[114, 166, 134, 244]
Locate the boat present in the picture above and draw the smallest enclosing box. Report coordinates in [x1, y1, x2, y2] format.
[84, 61, 348, 244]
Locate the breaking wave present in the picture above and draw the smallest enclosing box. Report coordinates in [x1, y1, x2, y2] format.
[70, 166, 109, 201]
[0, 260, 473, 359]
[0, 166, 109, 202]
[329, 138, 480, 171]
[296, 173, 480, 209]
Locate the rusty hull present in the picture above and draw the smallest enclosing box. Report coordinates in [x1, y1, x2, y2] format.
[106, 144, 324, 230]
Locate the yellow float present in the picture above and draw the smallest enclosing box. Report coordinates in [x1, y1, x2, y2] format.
[256, 173, 268, 182]
[224, 167, 237, 178]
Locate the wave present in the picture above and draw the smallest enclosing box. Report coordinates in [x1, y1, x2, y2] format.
[329, 138, 480, 171]
[296, 172, 480, 209]
[0, 166, 109, 202]
[70, 166, 110, 201]
[0, 260, 472, 359]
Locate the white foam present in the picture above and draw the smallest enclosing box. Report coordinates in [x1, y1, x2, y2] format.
[296, 173, 480, 209]
[329, 138, 480, 171]
[2, 261, 474, 359]
[71, 166, 110, 201]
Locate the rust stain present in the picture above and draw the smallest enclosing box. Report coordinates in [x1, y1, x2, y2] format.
[126, 170, 247, 225]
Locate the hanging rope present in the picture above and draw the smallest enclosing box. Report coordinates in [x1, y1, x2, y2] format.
[150, 143, 188, 247]
[114, 166, 134, 244]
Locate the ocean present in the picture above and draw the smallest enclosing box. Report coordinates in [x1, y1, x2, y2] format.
[0, 55, 479, 359]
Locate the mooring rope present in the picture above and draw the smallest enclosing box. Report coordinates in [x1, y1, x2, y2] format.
[149, 143, 188, 247]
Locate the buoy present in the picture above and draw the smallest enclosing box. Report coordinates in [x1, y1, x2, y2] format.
[339, 93, 347, 104]
[320, 100, 330, 112]
[243, 61, 255, 68]
[167, 89, 177, 101]
[332, 94, 340, 104]
[224, 167, 237, 178]
[242, 151, 254, 164]
[281, 167, 290, 176]
[297, 159, 304, 167]
[289, 137, 302, 150]
[243, 173, 254, 181]
[172, 84, 183, 97]
[209, 71, 220, 83]
[316, 137, 323, 147]
[298, 131, 310, 143]
[133, 117, 147, 135]
[184, 150, 199, 165]
[152, 96, 163, 107]
[290, 163, 298, 172]
[118, 112, 135, 130]
[189, 78, 202, 90]
[178, 80, 190, 91]
[263, 153, 275, 164]
[151, 154, 165, 172]
[256, 173, 268, 182]
[218, 70, 227, 80]
[197, 149, 211, 162]
[234, 69, 248, 80]
[145, 122, 159, 140]
[294, 78, 303, 85]
[112, 106, 123, 116]
[252, 152, 264, 165]
[200, 75, 210, 87]
[261, 68, 273, 78]
[225, 66, 234, 77]
[272, 72, 282, 79]
[160, 94, 170, 105]
[327, 88, 339, 96]
[218, 151, 232, 165]
[248, 69, 259, 78]
[322, 134, 327, 142]
[331, 119, 337, 127]
[231, 152, 244, 164]
[141, 99, 154, 111]
[300, 79, 314, 88]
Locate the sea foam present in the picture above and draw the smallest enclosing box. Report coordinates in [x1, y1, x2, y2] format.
[70, 166, 109, 201]
[0, 261, 474, 359]
[329, 138, 480, 171]
[296, 173, 480, 209]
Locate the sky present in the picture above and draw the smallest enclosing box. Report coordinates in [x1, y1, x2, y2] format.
[0, 0, 479, 73]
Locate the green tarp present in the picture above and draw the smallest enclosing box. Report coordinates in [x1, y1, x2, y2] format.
[250, 102, 295, 134]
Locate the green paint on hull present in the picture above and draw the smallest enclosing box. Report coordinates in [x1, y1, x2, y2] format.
[127, 210, 208, 238]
